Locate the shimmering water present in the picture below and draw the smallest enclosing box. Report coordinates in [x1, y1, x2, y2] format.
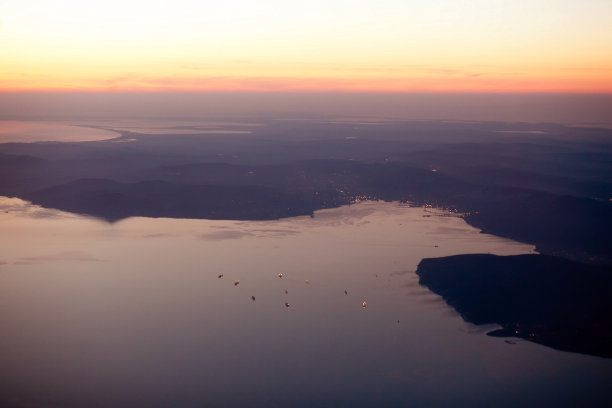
[0, 197, 610, 408]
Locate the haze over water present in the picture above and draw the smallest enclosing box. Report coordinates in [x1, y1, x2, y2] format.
[1, 197, 610, 408]
[0, 121, 119, 143]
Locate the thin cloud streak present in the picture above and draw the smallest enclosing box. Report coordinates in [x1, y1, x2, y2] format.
[4, 74, 609, 93]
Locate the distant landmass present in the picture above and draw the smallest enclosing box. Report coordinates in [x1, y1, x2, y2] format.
[0, 119, 610, 264]
[2, 119, 611, 357]
[416, 254, 612, 358]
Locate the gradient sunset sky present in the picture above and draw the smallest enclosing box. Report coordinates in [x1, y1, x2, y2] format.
[1, 0, 611, 93]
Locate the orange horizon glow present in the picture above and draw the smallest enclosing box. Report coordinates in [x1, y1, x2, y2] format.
[1, 1, 611, 94]
[2, 76, 612, 94]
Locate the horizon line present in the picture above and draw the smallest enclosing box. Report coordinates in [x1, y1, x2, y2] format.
[2, 89, 612, 95]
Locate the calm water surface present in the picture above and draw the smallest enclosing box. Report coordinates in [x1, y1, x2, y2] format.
[0, 197, 610, 408]
[0, 121, 119, 143]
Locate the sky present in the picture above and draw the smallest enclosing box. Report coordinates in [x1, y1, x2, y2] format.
[1, 0, 611, 93]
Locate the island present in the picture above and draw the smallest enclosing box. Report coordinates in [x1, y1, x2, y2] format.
[416, 254, 612, 358]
